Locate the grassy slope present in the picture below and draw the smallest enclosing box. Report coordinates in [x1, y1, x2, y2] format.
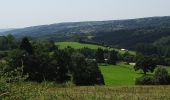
[55, 42, 106, 49]
[99, 64, 141, 86]
[56, 42, 136, 54]
[100, 64, 170, 86]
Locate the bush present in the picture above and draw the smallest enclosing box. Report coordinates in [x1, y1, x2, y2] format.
[0, 61, 28, 84]
[71, 53, 105, 85]
[154, 67, 170, 85]
[165, 58, 170, 66]
[0, 52, 8, 59]
[0, 79, 10, 96]
[135, 75, 154, 85]
[135, 67, 170, 85]
[0, 64, 10, 98]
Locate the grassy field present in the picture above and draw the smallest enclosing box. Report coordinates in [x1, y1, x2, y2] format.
[5, 83, 170, 100]
[99, 64, 141, 86]
[56, 42, 136, 55]
[99, 64, 170, 86]
[55, 42, 107, 49]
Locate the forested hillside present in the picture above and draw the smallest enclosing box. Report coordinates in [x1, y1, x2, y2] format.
[1, 16, 170, 49]
[93, 26, 170, 49]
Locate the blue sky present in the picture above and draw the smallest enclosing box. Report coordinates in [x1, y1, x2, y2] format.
[0, 0, 170, 28]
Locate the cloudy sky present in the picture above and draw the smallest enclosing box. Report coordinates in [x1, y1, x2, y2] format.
[0, 0, 170, 28]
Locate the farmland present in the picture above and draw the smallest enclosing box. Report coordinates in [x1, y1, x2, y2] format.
[99, 64, 141, 86]
[56, 42, 136, 54]
[55, 42, 107, 49]
[100, 64, 170, 86]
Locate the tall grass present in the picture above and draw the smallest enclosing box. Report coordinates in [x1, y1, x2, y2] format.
[2, 83, 170, 100]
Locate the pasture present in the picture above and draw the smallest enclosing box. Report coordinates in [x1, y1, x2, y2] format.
[100, 64, 170, 86]
[55, 42, 107, 49]
[55, 42, 135, 54]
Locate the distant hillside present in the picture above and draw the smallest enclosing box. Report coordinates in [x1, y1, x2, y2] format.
[2, 16, 170, 49]
[93, 26, 170, 49]
[3, 16, 170, 37]
[0, 28, 14, 33]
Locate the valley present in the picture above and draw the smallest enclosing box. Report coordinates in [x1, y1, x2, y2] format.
[1, 16, 170, 99]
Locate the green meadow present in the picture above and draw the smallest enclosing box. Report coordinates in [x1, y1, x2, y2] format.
[56, 42, 135, 54]
[55, 42, 107, 49]
[99, 64, 140, 86]
[100, 64, 170, 86]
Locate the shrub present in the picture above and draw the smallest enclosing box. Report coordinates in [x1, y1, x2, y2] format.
[165, 58, 170, 66]
[135, 67, 170, 85]
[154, 67, 170, 85]
[0, 64, 10, 98]
[0, 78, 10, 97]
[0, 61, 28, 83]
[0, 52, 8, 59]
[135, 75, 154, 85]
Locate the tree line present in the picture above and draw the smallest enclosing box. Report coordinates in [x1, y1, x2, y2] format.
[0, 37, 106, 85]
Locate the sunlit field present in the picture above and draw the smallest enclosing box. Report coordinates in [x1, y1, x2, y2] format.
[100, 64, 170, 86]
[56, 42, 135, 54]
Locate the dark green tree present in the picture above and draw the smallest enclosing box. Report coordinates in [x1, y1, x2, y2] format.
[0, 36, 8, 50]
[123, 52, 135, 64]
[8, 49, 27, 71]
[20, 37, 34, 55]
[95, 48, 104, 63]
[85, 59, 105, 85]
[134, 56, 157, 75]
[79, 47, 95, 59]
[6, 34, 16, 49]
[52, 49, 71, 83]
[108, 50, 118, 65]
[70, 53, 86, 85]
[154, 67, 170, 85]
[70, 53, 104, 85]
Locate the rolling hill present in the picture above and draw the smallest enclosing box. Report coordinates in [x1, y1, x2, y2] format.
[0, 28, 14, 33]
[2, 16, 170, 49]
[56, 42, 106, 49]
[56, 42, 136, 54]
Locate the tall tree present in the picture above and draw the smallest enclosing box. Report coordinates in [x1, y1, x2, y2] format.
[108, 50, 118, 65]
[95, 48, 104, 63]
[134, 56, 157, 75]
[123, 51, 135, 64]
[6, 34, 16, 49]
[20, 37, 34, 55]
[70, 53, 104, 85]
[52, 49, 71, 83]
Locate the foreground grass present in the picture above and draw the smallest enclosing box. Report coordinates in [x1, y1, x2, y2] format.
[1, 64, 170, 99]
[2, 82, 170, 100]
